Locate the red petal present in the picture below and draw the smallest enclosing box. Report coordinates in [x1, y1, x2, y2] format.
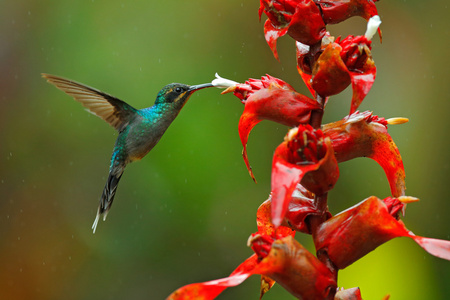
[312, 43, 352, 98]
[287, 1, 326, 45]
[409, 235, 450, 261]
[239, 113, 262, 182]
[285, 185, 332, 234]
[314, 196, 450, 269]
[167, 254, 259, 300]
[318, 0, 379, 24]
[263, 19, 288, 60]
[257, 198, 296, 237]
[297, 66, 315, 97]
[238, 84, 319, 181]
[271, 143, 319, 227]
[349, 62, 377, 114]
[259, 275, 276, 300]
[258, 0, 264, 20]
[323, 111, 406, 197]
[169, 236, 338, 300]
[258, 236, 336, 299]
[300, 138, 340, 195]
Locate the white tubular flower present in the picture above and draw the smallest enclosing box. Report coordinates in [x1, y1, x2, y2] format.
[211, 73, 239, 89]
[365, 15, 382, 40]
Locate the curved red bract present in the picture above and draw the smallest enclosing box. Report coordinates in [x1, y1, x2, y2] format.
[271, 126, 339, 227]
[226, 75, 320, 182]
[313, 196, 450, 269]
[323, 111, 406, 197]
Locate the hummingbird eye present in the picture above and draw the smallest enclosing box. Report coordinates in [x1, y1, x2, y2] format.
[174, 87, 184, 94]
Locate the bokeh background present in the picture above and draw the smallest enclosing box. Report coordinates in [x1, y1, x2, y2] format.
[1, 1, 449, 299]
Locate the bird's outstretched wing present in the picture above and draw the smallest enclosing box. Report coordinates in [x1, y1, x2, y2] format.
[42, 73, 137, 131]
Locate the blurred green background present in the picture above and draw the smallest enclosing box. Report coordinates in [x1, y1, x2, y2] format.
[1, 1, 449, 299]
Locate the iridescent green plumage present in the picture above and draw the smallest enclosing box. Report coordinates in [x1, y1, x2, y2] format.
[42, 74, 213, 232]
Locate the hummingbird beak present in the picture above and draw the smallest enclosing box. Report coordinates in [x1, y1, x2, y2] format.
[188, 83, 214, 92]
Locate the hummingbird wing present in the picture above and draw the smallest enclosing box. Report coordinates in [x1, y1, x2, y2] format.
[42, 73, 137, 131]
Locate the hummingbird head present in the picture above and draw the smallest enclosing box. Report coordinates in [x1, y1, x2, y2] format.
[155, 82, 214, 107]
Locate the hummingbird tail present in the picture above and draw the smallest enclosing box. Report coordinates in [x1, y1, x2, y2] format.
[92, 171, 123, 233]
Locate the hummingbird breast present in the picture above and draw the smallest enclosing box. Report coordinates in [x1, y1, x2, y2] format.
[124, 106, 180, 161]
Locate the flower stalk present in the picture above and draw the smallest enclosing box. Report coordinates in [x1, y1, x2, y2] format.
[167, 2, 450, 300]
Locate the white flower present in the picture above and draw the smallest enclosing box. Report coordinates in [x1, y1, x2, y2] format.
[211, 73, 239, 89]
[365, 15, 382, 40]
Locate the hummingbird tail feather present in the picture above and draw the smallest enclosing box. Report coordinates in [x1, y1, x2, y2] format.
[92, 171, 123, 233]
[92, 212, 100, 234]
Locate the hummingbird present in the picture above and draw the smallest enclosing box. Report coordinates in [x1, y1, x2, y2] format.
[42, 73, 215, 233]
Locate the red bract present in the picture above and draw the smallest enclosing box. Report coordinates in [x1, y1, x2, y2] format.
[339, 34, 377, 114]
[310, 35, 376, 114]
[258, 185, 332, 235]
[271, 125, 339, 227]
[316, 0, 379, 24]
[322, 111, 406, 197]
[257, 198, 296, 237]
[296, 41, 315, 96]
[224, 75, 320, 182]
[285, 184, 332, 233]
[313, 196, 450, 269]
[167, 254, 259, 300]
[259, 0, 326, 59]
[296, 35, 335, 97]
[167, 236, 337, 300]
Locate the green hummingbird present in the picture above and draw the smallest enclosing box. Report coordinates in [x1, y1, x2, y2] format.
[42, 73, 215, 233]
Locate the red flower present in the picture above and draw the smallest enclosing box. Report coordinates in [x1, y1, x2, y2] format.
[271, 125, 339, 227]
[297, 16, 380, 114]
[322, 111, 407, 197]
[313, 36, 376, 113]
[284, 184, 332, 233]
[167, 236, 337, 300]
[224, 75, 320, 182]
[256, 198, 296, 237]
[258, 184, 332, 234]
[313, 196, 450, 270]
[259, 0, 326, 59]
